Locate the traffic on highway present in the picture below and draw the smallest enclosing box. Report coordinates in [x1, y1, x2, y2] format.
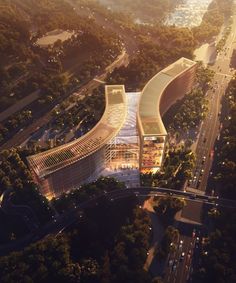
[173, 9, 236, 283]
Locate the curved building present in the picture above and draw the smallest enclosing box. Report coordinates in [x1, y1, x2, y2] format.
[138, 57, 197, 173]
[28, 85, 127, 198]
[28, 58, 197, 198]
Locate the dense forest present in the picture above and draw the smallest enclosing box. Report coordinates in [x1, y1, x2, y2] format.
[0, 0, 120, 106]
[0, 148, 53, 244]
[0, 197, 153, 283]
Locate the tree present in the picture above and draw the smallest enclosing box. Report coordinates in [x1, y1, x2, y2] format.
[100, 251, 111, 283]
[154, 196, 186, 226]
[152, 277, 164, 283]
[81, 258, 99, 283]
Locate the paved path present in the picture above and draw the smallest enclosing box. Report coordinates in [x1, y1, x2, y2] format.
[143, 198, 165, 275]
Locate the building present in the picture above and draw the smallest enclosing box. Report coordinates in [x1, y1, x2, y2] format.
[138, 57, 197, 173]
[27, 58, 197, 199]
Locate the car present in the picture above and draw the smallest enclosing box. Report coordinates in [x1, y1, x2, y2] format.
[172, 263, 177, 271]
[180, 252, 185, 261]
[202, 156, 206, 164]
[169, 259, 174, 267]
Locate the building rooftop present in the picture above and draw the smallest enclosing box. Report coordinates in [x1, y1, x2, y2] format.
[27, 85, 127, 178]
[113, 92, 140, 144]
[138, 57, 196, 136]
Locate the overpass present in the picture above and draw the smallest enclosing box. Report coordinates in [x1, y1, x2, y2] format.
[0, 185, 235, 257]
[97, 187, 236, 209]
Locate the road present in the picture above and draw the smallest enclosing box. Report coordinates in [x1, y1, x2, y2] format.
[188, 14, 236, 194]
[0, 1, 139, 150]
[182, 11, 236, 221]
[0, 90, 40, 122]
[164, 227, 200, 283]
[165, 11, 236, 283]
[0, 49, 129, 150]
[1, 4, 235, 281]
[0, 189, 39, 231]
[0, 185, 235, 257]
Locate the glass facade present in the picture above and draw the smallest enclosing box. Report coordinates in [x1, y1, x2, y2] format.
[141, 136, 166, 172]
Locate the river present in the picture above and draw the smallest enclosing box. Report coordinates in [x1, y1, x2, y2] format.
[165, 0, 212, 28]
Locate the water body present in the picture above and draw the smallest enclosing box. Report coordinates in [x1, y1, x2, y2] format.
[165, 0, 217, 65]
[37, 29, 75, 47]
[165, 0, 212, 27]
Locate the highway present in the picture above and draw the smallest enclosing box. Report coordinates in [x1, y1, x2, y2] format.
[164, 228, 199, 283]
[165, 11, 236, 283]
[188, 17, 236, 194]
[182, 12, 236, 221]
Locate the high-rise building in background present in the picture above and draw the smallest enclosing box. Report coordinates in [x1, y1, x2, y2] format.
[27, 58, 197, 199]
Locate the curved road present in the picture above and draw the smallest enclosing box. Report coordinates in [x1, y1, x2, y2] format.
[0, 186, 235, 257]
[0, 189, 39, 231]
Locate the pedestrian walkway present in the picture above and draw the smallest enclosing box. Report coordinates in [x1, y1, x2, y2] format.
[143, 198, 165, 276]
[186, 187, 205, 195]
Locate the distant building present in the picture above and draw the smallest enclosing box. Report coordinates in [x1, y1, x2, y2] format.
[27, 57, 197, 199]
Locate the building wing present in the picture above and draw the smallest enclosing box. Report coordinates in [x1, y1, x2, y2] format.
[138, 57, 197, 137]
[27, 85, 127, 178]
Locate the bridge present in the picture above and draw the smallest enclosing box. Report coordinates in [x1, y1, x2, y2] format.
[91, 187, 236, 209]
[0, 185, 235, 257]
